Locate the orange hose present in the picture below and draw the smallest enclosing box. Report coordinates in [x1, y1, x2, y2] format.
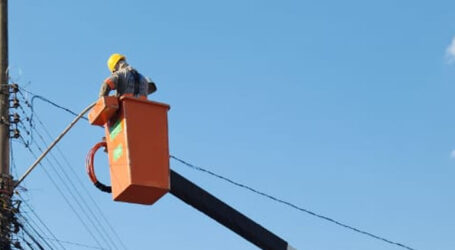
[86, 141, 107, 186]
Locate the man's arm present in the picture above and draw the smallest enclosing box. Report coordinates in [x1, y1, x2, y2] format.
[98, 82, 111, 97]
[98, 77, 117, 97]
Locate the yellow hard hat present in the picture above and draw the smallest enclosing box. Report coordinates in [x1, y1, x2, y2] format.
[107, 53, 126, 72]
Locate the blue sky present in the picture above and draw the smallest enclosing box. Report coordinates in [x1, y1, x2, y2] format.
[7, 1, 455, 249]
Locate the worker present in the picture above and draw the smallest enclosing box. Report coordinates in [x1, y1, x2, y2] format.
[99, 53, 157, 98]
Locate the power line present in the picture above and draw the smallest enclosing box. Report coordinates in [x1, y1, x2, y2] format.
[21, 145, 105, 249]
[29, 125, 120, 250]
[170, 155, 417, 250]
[18, 88, 88, 121]
[29, 108, 128, 250]
[17, 194, 66, 249]
[28, 138, 117, 250]
[19, 215, 62, 250]
[15, 88, 418, 250]
[20, 225, 45, 250]
[14, 101, 95, 187]
[21, 237, 34, 250]
[42, 237, 109, 250]
[18, 214, 56, 250]
[17, 169, 116, 250]
[14, 91, 127, 250]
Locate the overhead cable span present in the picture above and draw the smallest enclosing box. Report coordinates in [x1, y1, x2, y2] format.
[170, 155, 418, 250]
[14, 88, 418, 250]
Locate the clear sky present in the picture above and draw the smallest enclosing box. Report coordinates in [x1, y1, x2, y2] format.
[7, 1, 455, 249]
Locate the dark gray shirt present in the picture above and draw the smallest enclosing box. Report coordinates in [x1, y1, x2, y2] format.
[99, 65, 156, 97]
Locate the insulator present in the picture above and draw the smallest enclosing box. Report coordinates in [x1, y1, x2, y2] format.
[10, 97, 19, 109]
[9, 83, 19, 93]
[11, 113, 20, 124]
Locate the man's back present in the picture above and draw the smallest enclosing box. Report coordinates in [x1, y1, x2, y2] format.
[99, 64, 149, 97]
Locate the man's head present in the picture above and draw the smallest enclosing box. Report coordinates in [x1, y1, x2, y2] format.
[107, 53, 126, 73]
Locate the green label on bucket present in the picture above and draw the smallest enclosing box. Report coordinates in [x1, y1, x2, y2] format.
[113, 144, 123, 162]
[109, 120, 122, 141]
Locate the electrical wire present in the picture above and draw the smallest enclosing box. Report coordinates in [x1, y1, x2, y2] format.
[21, 237, 34, 250]
[42, 237, 109, 250]
[170, 155, 417, 250]
[15, 90, 127, 250]
[14, 101, 95, 188]
[19, 215, 61, 250]
[24, 100, 121, 249]
[18, 214, 57, 250]
[15, 88, 418, 250]
[27, 137, 118, 250]
[18, 88, 88, 121]
[20, 225, 45, 250]
[20, 207, 97, 250]
[20, 213, 59, 249]
[29, 125, 120, 250]
[17, 194, 66, 249]
[16, 151, 117, 250]
[30, 111, 128, 250]
[21, 144, 105, 249]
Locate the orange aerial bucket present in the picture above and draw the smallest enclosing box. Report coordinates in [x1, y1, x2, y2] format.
[88, 96, 171, 205]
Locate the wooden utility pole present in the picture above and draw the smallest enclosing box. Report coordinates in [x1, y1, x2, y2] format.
[0, 0, 12, 249]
